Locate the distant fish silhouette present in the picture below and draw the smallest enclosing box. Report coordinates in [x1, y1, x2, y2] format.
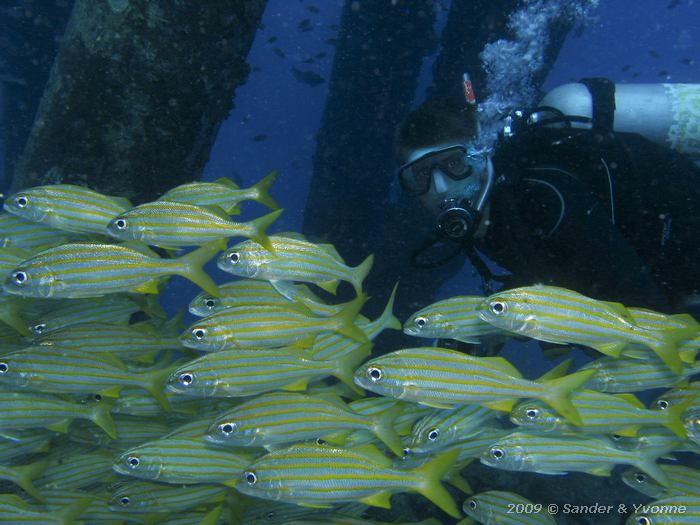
[298, 19, 313, 32]
[267, 36, 278, 43]
[681, 58, 695, 65]
[315, 51, 327, 59]
[621, 64, 632, 72]
[273, 47, 286, 59]
[668, 0, 681, 8]
[302, 57, 315, 64]
[253, 134, 268, 142]
[307, 5, 320, 13]
[291, 67, 325, 87]
[658, 70, 671, 78]
[649, 49, 661, 58]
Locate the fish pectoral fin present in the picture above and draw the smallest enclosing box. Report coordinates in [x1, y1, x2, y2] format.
[359, 491, 392, 509]
[317, 279, 340, 295]
[482, 357, 523, 378]
[613, 425, 641, 437]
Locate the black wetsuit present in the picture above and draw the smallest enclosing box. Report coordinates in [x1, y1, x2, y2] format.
[478, 125, 700, 313]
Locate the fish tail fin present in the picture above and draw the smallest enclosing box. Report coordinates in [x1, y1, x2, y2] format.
[413, 448, 461, 518]
[351, 254, 374, 296]
[331, 293, 370, 343]
[664, 395, 697, 438]
[177, 239, 227, 298]
[635, 456, 671, 487]
[57, 498, 92, 525]
[447, 472, 473, 494]
[142, 364, 178, 412]
[251, 170, 280, 210]
[649, 335, 683, 374]
[376, 282, 401, 331]
[371, 404, 404, 456]
[90, 398, 118, 439]
[15, 458, 49, 502]
[329, 342, 372, 393]
[540, 370, 596, 426]
[248, 209, 283, 253]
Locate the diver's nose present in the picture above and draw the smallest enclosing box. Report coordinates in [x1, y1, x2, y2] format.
[430, 169, 450, 194]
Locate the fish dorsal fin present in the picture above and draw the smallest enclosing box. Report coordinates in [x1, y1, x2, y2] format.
[601, 300, 634, 321]
[281, 378, 309, 392]
[132, 278, 162, 295]
[201, 204, 232, 220]
[537, 358, 573, 381]
[483, 357, 523, 378]
[108, 196, 133, 210]
[615, 393, 646, 409]
[213, 177, 239, 189]
[275, 231, 308, 241]
[318, 243, 345, 262]
[351, 444, 393, 467]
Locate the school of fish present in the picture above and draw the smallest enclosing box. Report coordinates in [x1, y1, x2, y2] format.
[0, 176, 699, 524]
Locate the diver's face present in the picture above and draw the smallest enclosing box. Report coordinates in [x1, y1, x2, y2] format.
[403, 143, 486, 216]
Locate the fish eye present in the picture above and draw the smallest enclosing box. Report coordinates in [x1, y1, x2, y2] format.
[656, 399, 669, 410]
[32, 323, 46, 334]
[192, 328, 206, 340]
[94, 394, 102, 401]
[490, 447, 504, 460]
[367, 366, 383, 382]
[402, 447, 411, 457]
[427, 428, 440, 441]
[266, 512, 276, 520]
[637, 518, 650, 525]
[468, 499, 477, 510]
[634, 472, 647, 483]
[204, 298, 217, 309]
[126, 456, 140, 468]
[179, 372, 194, 386]
[11, 270, 28, 285]
[218, 422, 236, 436]
[245, 471, 257, 485]
[119, 496, 130, 506]
[227, 251, 240, 264]
[415, 316, 427, 328]
[113, 218, 128, 230]
[315, 438, 327, 445]
[0, 362, 8, 374]
[489, 300, 507, 316]
[15, 195, 28, 208]
[525, 408, 539, 419]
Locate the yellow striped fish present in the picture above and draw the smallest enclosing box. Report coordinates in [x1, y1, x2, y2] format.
[478, 285, 690, 373]
[108, 481, 227, 513]
[0, 390, 116, 438]
[481, 432, 670, 486]
[510, 390, 690, 437]
[217, 234, 374, 296]
[2, 240, 224, 298]
[0, 212, 78, 249]
[167, 344, 367, 397]
[35, 447, 117, 490]
[107, 201, 282, 250]
[580, 355, 700, 393]
[0, 493, 90, 524]
[623, 464, 700, 498]
[0, 345, 174, 410]
[462, 490, 556, 525]
[3, 184, 131, 235]
[404, 295, 504, 343]
[0, 458, 48, 501]
[113, 437, 252, 485]
[409, 404, 498, 454]
[353, 347, 593, 425]
[160, 171, 279, 214]
[188, 279, 343, 317]
[206, 391, 404, 455]
[180, 293, 368, 351]
[237, 443, 460, 517]
[625, 495, 700, 524]
[652, 382, 700, 411]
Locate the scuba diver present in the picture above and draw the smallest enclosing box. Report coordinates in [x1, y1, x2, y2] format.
[394, 79, 700, 314]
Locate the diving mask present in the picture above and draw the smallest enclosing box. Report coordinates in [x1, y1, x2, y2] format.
[397, 145, 487, 197]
